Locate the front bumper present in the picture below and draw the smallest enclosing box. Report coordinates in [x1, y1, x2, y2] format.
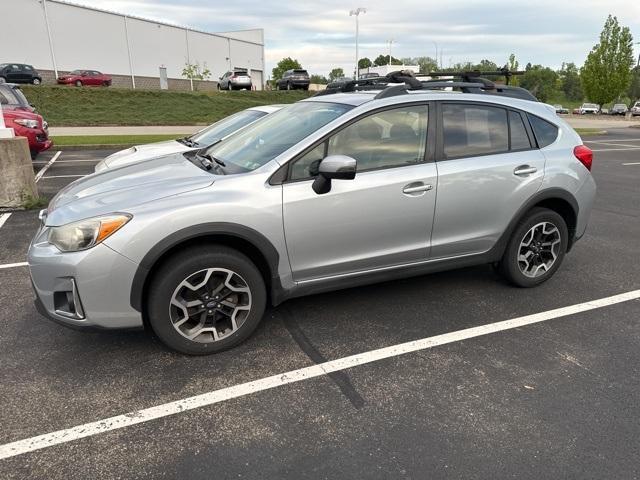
[28, 233, 144, 330]
[14, 126, 52, 153]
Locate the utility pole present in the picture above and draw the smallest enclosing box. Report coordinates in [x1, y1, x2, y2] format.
[123, 16, 136, 89]
[41, 0, 58, 79]
[432, 41, 438, 69]
[350, 8, 366, 80]
[388, 38, 395, 67]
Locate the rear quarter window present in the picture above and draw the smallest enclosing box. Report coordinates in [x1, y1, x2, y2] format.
[527, 114, 558, 148]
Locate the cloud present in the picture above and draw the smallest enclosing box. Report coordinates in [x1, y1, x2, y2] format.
[83, 0, 640, 77]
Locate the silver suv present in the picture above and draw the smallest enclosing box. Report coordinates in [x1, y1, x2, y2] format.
[28, 78, 596, 355]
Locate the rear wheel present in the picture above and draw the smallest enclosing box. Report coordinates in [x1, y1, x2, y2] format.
[147, 245, 267, 355]
[75, 80, 82, 87]
[101, 81, 109, 87]
[0, 76, 7, 84]
[498, 207, 568, 287]
[32, 78, 41, 85]
[286, 82, 291, 91]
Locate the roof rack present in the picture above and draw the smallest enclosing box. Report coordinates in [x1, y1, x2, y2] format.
[314, 69, 537, 102]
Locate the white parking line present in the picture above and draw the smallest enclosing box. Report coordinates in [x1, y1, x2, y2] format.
[591, 147, 640, 152]
[34, 151, 61, 183]
[0, 262, 28, 270]
[0, 213, 11, 230]
[623, 162, 640, 166]
[585, 138, 640, 143]
[0, 288, 638, 460]
[32, 160, 98, 165]
[586, 142, 640, 148]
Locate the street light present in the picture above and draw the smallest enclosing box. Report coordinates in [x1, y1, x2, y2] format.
[432, 41, 438, 70]
[387, 38, 395, 67]
[350, 8, 366, 80]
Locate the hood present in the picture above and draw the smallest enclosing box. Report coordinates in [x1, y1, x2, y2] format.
[96, 139, 192, 171]
[3, 109, 41, 121]
[46, 152, 214, 226]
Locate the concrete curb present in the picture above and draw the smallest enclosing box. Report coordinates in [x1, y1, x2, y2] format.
[53, 144, 135, 151]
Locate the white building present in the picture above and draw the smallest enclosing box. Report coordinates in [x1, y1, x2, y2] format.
[359, 65, 420, 77]
[0, 0, 265, 90]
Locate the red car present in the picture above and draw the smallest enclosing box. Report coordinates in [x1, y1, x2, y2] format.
[57, 70, 112, 87]
[1, 83, 52, 158]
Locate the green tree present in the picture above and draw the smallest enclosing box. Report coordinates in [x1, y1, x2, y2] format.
[581, 15, 634, 105]
[520, 65, 559, 102]
[358, 57, 372, 69]
[328, 68, 345, 82]
[272, 57, 302, 83]
[401, 56, 438, 74]
[559, 62, 583, 101]
[182, 61, 211, 81]
[507, 54, 519, 86]
[373, 54, 401, 67]
[628, 66, 640, 101]
[310, 74, 328, 85]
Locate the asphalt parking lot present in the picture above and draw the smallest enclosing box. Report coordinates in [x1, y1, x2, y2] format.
[1, 131, 639, 479]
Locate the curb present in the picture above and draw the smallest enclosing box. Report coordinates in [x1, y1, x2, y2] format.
[52, 144, 135, 151]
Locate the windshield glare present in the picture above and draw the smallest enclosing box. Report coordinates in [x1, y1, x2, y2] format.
[205, 101, 353, 171]
[190, 109, 266, 146]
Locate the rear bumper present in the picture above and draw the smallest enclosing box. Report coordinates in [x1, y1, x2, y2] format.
[573, 174, 597, 244]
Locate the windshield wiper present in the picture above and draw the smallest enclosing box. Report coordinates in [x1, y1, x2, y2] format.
[200, 152, 226, 167]
[178, 136, 198, 148]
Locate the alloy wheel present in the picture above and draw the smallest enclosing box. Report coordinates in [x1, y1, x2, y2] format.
[517, 222, 561, 278]
[169, 268, 252, 343]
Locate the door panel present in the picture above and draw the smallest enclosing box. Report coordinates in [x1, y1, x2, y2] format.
[283, 163, 438, 281]
[431, 150, 545, 258]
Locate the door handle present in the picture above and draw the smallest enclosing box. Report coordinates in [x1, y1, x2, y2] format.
[513, 165, 537, 176]
[403, 183, 433, 194]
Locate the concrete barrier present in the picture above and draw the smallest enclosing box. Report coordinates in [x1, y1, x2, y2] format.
[0, 137, 38, 208]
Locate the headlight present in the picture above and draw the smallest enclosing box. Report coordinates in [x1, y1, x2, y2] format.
[14, 119, 39, 129]
[48, 214, 132, 252]
[106, 146, 136, 160]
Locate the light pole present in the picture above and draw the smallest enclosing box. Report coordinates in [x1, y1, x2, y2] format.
[350, 8, 366, 80]
[387, 38, 395, 67]
[432, 41, 438, 70]
[635, 42, 640, 68]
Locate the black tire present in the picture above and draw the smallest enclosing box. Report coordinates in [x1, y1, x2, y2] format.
[30, 149, 38, 160]
[498, 207, 568, 288]
[32, 77, 41, 85]
[303, 85, 309, 91]
[147, 245, 267, 355]
[216, 83, 221, 91]
[75, 80, 82, 87]
[0, 76, 7, 84]
[286, 82, 291, 91]
[101, 81, 109, 87]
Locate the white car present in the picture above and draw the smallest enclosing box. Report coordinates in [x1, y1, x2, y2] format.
[578, 103, 600, 115]
[631, 101, 640, 117]
[95, 105, 283, 172]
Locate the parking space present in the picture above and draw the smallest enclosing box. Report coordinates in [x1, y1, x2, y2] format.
[1, 132, 639, 478]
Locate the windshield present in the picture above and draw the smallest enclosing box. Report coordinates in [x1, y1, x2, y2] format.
[584, 103, 597, 108]
[189, 109, 267, 146]
[204, 101, 353, 171]
[70, 70, 82, 75]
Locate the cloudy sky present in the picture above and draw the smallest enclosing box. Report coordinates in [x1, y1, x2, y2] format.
[85, 0, 640, 77]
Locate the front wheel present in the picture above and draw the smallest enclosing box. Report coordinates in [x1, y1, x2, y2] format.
[498, 207, 568, 287]
[147, 245, 267, 355]
[32, 78, 41, 85]
[75, 80, 82, 87]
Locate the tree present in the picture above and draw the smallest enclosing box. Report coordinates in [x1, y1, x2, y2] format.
[401, 56, 438, 74]
[182, 61, 211, 81]
[628, 66, 640, 101]
[328, 68, 345, 82]
[559, 62, 583, 101]
[310, 74, 328, 85]
[373, 54, 401, 67]
[272, 57, 302, 83]
[507, 54, 519, 86]
[358, 57, 372, 69]
[520, 65, 559, 102]
[580, 15, 634, 105]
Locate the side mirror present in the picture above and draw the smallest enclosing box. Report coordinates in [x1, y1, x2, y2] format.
[312, 155, 356, 194]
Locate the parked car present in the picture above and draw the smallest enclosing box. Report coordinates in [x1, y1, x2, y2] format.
[631, 101, 640, 117]
[29, 81, 596, 355]
[1, 84, 51, 158]
[57, 70, 112, 87]
[276, 69, 310, 90]
[0, 82, 35, 112]
[608, 103, 628, 116]
[0, 63, 42, 85]
[218, 70, 252, 91]
[95, 105, 283, 171]
[577, 103, 600, 114]
[553, 104, 569, 114]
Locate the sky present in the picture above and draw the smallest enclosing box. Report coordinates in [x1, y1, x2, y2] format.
[84, 0, 640, 78]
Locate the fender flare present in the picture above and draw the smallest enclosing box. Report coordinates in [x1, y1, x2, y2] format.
[129, 222, 282, 312]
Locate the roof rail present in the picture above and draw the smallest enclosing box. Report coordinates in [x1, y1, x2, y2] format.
[314, 69, 537, 102]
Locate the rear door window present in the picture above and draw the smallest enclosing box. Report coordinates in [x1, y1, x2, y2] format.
[442, 104, 509, 159]
[509, 111, 532, 151]
[527, 114, 559, 148]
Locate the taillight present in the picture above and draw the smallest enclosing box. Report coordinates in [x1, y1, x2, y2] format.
[573, 145, 593, 171]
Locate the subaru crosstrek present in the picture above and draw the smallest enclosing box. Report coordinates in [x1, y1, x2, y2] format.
[28, 81, 596, 355]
